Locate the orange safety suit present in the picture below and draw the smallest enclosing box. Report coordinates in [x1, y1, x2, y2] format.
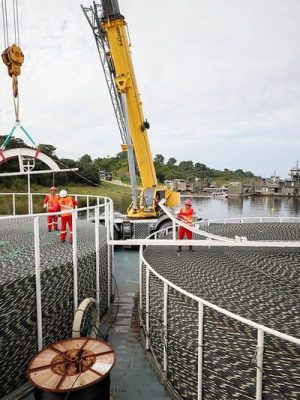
[59, 196, 78, 242]
[43, 194, 60, 231]
[177, 206, 194, 240]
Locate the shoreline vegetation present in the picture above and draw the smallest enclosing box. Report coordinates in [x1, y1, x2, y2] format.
[0, 137, 257, 189]
[0, 182, 132, 215]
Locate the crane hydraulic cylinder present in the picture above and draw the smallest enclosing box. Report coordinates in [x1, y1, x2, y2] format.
[100, 0, 122, 20]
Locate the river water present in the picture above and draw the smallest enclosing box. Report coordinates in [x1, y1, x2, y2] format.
[183, 195, 300, 220]
[115, 194, 300, 219]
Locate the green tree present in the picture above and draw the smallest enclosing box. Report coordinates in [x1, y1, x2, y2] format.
[39, 144, 58, 159]
[78, 154, 99, 185]
[154, 154, 165, 164]
[167, 157, 177, 166]
[179, 160, 194, 170]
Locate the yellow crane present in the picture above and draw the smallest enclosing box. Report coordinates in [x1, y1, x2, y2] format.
[82, 0, 179, 221]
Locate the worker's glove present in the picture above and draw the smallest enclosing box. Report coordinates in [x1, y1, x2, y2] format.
[43, 204, 47, 209]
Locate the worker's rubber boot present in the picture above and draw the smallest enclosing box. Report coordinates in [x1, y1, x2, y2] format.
[177, 246, 182, 252]
[189, 246, 194, 252]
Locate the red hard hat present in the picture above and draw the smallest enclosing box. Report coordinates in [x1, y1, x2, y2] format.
[184, 199, 192, 206]
[50, 186, 57, 191]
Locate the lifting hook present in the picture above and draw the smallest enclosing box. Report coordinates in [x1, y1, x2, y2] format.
[2, 44, 24, 97]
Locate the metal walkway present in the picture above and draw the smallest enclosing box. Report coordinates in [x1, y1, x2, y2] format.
[107, 249, 170, 400]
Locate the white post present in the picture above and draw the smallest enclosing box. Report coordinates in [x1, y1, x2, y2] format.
[256, 329, 264, 400]
[139, 246, 143, 326]
[30, 193, 33, 214]
[172, 220, 176, 240]
[108, 243, 111, 308]
[103, 199, 112, 307]
[111, 243, 115, 297]
[105, 198, 109, 242]
[87, 196, 90, 221]
[197, 302, 204, 400]
[163, 282, 168, 374]
[95, 207, 100, 306]
[72, 212, 78, 312]
[27, 172, 31, 214]
[109, 200, 115, 296]
[12, 193, 16, 215]
[34, 216, 43, 350]
[145, 266, 150, 350]
[109, 199, 114, 240]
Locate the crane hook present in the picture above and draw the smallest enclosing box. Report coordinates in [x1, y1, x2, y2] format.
[2, 44, 24, 97]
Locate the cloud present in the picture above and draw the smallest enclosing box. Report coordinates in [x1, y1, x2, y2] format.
[0, 0, 299, 179]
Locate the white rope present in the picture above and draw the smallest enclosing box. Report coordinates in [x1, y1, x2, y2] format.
[14, 0, 20, 45]
[1, 0, 9, 47]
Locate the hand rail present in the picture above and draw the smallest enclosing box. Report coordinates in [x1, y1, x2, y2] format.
[139, 210, 300, 400]
[0, 192, 109, 221]
[0, 194, 114, 353]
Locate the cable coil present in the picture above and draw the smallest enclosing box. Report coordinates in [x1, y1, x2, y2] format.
[34, 376, 110, 400]
[28, 337, 115, 400]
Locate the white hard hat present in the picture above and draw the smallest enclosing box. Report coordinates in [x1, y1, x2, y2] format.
[60, 190, 67, 198]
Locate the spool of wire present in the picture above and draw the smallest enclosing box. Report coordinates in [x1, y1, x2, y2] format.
[28, 337, 115, 400]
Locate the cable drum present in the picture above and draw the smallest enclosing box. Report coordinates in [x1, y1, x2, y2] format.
[28, 337, 115, 400]
[33, 378, 110, 400]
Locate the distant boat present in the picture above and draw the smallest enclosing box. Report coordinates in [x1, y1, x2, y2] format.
[211, 188, 228, 199]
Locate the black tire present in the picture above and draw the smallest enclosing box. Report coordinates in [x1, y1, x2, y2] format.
[156, 220, 172, 238]
[114, 226, 121, 240]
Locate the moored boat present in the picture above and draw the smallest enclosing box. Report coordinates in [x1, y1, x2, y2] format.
[211, 188, 228, 199]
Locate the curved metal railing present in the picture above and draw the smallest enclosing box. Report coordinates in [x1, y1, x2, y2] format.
[138, 211, 300, 400]
[0, 193, 115, 350]
[1, 192, 300, 399]
[0, 192, 110, 220]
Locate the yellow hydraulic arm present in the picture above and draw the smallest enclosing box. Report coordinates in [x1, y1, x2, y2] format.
[100, 2, 157, 189]
[82, 0, 179, 217]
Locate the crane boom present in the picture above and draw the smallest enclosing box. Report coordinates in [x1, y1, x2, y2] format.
[82, 0, 179, 218]
[97, 0, 158, 188]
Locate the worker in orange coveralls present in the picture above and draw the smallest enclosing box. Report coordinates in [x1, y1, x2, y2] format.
[58, 190, 78, 243]
[177, 198, 194, 252]
[43, 186, 60, 232]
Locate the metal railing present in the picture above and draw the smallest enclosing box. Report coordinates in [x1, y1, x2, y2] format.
[137, 221, 300, 400]
[0, 193, 114, 351]
[1, 192, 300, 399]
[0, 192, 108, 220]
[197, 216, 300, 225]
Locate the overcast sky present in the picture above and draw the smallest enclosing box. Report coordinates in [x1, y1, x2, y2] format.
[0, 0, 299, 178]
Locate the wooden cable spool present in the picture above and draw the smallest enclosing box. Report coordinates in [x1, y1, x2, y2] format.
[28, 337, 115, 399]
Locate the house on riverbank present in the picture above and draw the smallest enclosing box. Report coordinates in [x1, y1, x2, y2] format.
[256, 163, 300, 197]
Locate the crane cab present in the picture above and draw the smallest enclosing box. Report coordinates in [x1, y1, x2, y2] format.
[127, 187, 179, 219]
